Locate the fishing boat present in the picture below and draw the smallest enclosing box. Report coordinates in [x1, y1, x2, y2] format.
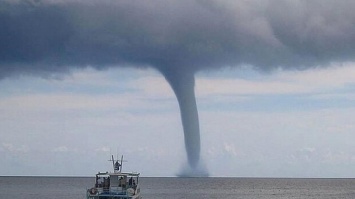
[86, 155, 142, 199]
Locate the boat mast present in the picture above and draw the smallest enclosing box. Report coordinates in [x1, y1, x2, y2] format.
[111, 155, 115, 170]
[120, 155, 123, 172]
[110, 154, 126, 173]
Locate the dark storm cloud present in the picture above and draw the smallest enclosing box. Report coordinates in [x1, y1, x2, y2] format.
[268, 0, 355, 65]
[1, 0, 355, 78]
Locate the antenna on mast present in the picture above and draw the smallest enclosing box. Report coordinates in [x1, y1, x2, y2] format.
[111, 155, 115, 170]
[120, 155, 124, 172]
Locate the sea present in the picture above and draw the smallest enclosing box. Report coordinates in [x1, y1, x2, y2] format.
[0, 176, 355, 199]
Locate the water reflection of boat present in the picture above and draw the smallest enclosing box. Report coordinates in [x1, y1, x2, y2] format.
[86, 155, 141, 199]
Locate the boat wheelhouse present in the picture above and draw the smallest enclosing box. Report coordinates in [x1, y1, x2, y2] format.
[86, 155, 141, 199]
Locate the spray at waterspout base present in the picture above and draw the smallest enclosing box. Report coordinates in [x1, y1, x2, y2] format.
[177, 160, 209, 177]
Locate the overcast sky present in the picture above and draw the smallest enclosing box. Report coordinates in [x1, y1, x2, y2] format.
[1, 0, 355, 177]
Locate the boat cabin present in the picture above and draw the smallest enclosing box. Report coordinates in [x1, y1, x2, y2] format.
[96, 172, 139, 190]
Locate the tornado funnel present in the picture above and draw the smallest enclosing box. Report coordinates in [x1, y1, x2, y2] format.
[161, 69, 200, 169]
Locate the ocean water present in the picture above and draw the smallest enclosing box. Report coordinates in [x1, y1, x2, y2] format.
[0, 176, 355, 199]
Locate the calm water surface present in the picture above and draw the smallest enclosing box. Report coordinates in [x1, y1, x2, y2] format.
[0, 177, 355, 199]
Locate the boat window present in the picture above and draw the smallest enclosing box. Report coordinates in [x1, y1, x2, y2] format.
[120, 176, 127, 187]
[95, 176, 103, 188]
